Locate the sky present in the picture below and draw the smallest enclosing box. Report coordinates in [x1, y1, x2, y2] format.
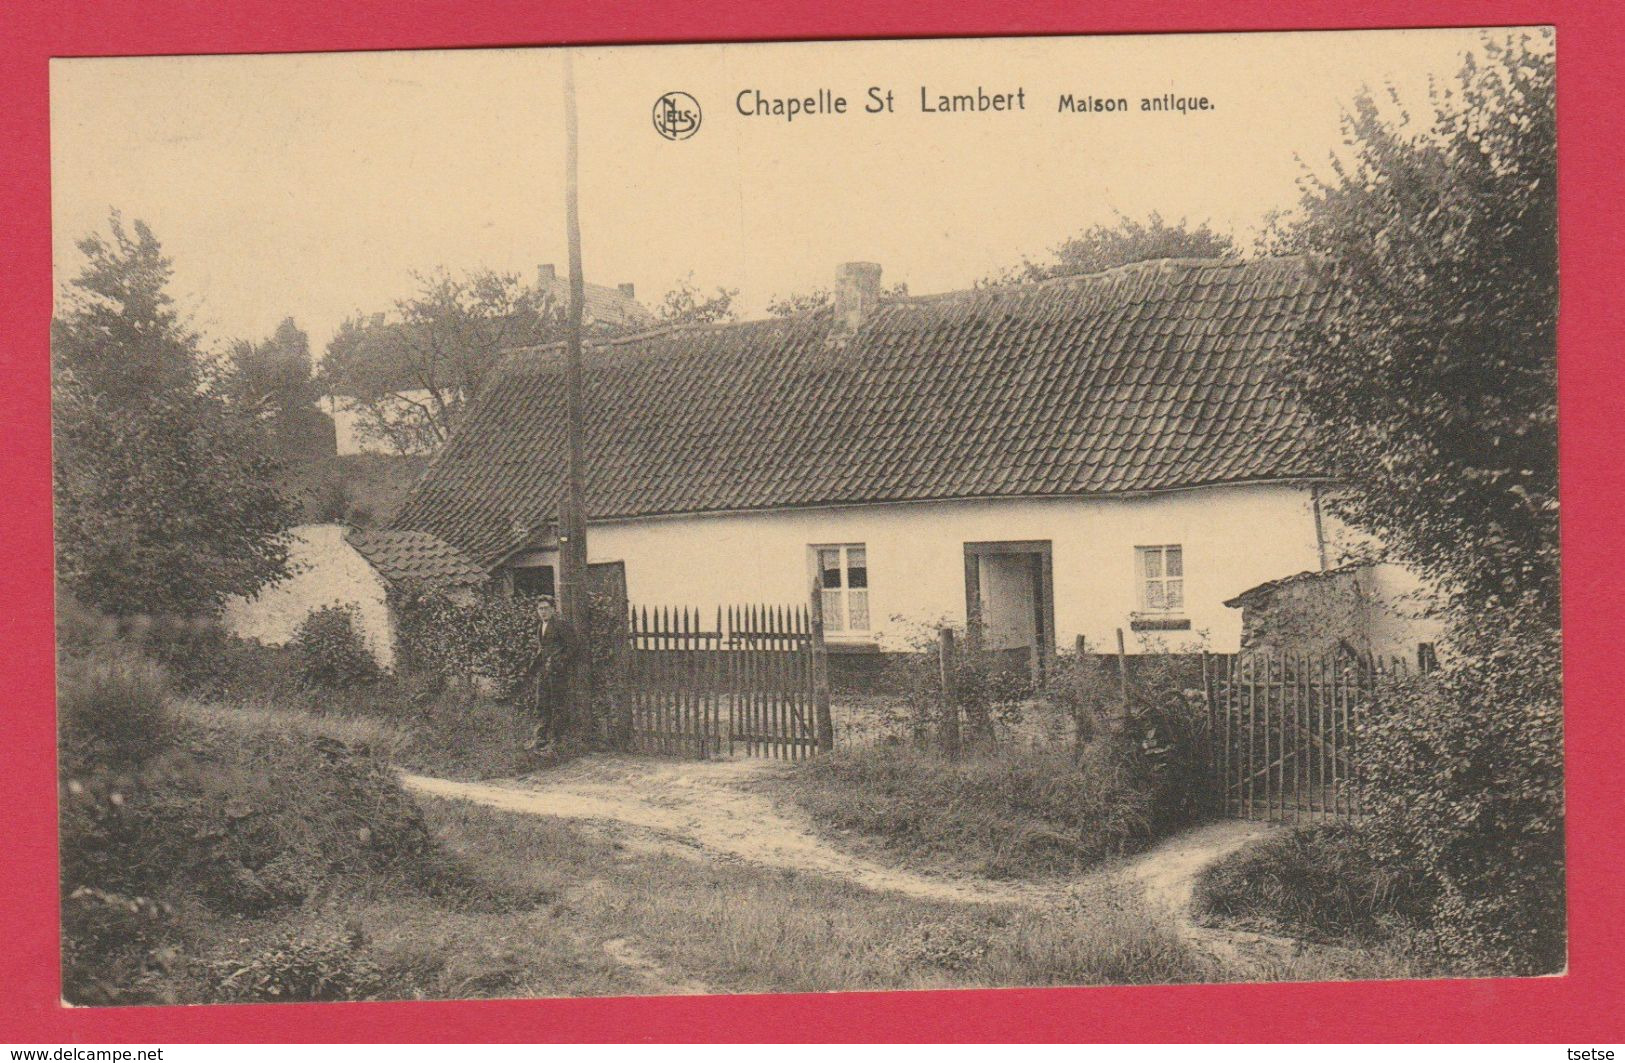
[49, 28, 1506, 359]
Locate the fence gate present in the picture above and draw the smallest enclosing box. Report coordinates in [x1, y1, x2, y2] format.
[616, 604, 832, 759]
[1205, 649, 1405, 823]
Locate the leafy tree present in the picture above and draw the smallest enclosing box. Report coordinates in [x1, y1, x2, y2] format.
[320, 269, 558, 454]
[53, 213, 297, 617]
[1269, 32, 1560, 973]
[984, 211, 1236, 286]
[1270, 34, 1558, 626]
[655, 274, 738, 325]
[322, 269, 739, 454]
[765, 280, 909, 318]
[223, 317, 335, 465]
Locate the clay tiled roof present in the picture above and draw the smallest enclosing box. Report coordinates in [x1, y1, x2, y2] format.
[345, 528, 488, 588]
[536, 275, 656, 331]
[391, 257, 1334, 566]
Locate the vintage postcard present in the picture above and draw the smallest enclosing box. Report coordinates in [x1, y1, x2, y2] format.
[48, 26, 1560, 1008]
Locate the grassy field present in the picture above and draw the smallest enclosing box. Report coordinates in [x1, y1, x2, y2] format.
[202, 701, 1222, 997]
[380, 796, 1219, 997]
[66, 689, 1226, 1003]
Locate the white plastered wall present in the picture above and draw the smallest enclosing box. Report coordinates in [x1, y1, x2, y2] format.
[582, 482, 1326, 654]
[220, 523, 396, 668]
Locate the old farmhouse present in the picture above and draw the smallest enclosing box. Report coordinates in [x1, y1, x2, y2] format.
[388, 256, 1346, 673]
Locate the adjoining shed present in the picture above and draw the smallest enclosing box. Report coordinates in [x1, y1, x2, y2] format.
[220, 524, 486, 669]
[1222, 561, 1447, 668]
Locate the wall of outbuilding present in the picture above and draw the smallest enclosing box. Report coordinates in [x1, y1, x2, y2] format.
[1232, 562, 1448, 664]
[220, 523, 396, 668]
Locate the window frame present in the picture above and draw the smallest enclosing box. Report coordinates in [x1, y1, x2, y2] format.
[811, 543, 871, 637]
[1135, 544, 1186, 615]
[508, 558, 557, 600]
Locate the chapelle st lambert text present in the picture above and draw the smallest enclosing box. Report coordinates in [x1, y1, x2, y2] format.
[734, 87, 1215, 120]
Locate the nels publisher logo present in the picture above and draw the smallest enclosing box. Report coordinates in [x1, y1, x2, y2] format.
[653, 91, 701, 141]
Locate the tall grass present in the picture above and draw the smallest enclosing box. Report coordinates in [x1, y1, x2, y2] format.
[779, 745, 1173, 880]
[1193, 823, 1430, 943]
[58, 649, 170, 769]
[57, 638, 462, 1004]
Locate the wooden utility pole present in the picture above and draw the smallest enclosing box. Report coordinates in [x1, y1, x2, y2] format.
[559, 50, 592, 742]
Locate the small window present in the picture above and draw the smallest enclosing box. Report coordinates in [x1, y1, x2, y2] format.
[813, 544, 869, 634]
[1136, 545, 1184, 613]
[511, 565, 556, 599]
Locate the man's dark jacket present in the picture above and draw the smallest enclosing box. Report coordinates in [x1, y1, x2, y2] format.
[522, 616, 581, 709]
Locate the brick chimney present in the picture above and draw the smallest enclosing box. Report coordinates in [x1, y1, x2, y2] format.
[833, 262, 882, 335]
[538, 263, 557, 285]
[617, 282, 636, 299]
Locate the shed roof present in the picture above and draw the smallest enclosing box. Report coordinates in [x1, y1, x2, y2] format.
[345, 528, 487, 588]
[1222, 562, 1368, 609]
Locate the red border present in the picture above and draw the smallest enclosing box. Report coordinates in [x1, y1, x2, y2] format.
[3, 0, 1620, 1044]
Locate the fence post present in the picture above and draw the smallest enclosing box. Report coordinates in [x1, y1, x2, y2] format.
[938, 625, 962, 758]
[809, 580, 834, 753]
[1201, 650, 1215, 796]
[1114, 627, 1131, 734]
[1071, 634, 1090, 757]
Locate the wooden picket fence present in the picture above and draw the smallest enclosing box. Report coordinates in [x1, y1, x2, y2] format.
[612, 603, 834, 759]
[1205, 649, 1409, 823]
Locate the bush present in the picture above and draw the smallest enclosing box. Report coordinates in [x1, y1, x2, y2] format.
[206, 921, 384, 1003]
[874, 620, 1033, 749]
[1356, 606, 1564, 975]
[63, 720, 435, 917]
[801, 634, 1212, 878]
[391, 583, 533, 694]
[58, 697, 452, 1005]
[1042, 647, 1213, 833]
[58, 646, 170, 770]
[388, 682, 536, 779]
[1194, 822, 1429, 942]
[118, 613, 300, 700]
[290, 604, 380, 689]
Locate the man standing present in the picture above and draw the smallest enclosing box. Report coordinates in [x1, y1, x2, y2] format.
[522, 595, 580, 753]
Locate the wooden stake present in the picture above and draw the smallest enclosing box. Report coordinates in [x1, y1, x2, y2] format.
[939, 626, 962, 758]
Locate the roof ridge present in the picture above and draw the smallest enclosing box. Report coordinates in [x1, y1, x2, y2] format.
[498, 313, 815, 366]
[498, 256, 1304, 360]
[900, 254, 1302, 305]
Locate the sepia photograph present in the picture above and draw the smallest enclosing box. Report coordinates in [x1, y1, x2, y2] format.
[47, 26, 1560, 1008]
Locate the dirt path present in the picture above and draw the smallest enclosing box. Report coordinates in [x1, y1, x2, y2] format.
[402, 758, 1055, 906]
[400, 755, 1295, 976]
